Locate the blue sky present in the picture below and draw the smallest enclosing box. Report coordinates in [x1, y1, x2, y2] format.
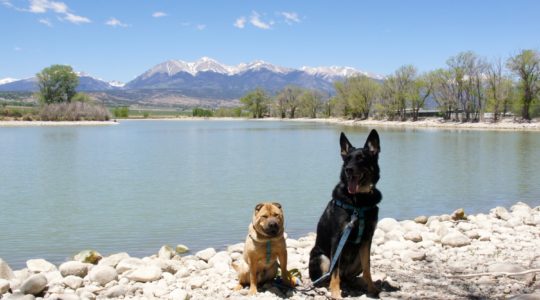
[1, 0, 540, 82]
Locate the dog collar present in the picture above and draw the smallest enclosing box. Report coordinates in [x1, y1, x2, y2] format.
[333, 199, 377, 244]
[248, 233, 274, 265]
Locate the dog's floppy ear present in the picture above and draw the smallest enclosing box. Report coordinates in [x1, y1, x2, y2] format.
[272, 202, 282, 210]
[255, 203, 264, 212]
[340, 132, 354, 159]
[363, 129, 380, 156]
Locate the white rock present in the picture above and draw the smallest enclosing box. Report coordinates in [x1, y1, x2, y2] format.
[506, 217, 523, 227]
[0, 278, 10, 294]
[98, 252, 130, 268]
[385, 229, 404, 241]
[491, 206, 511, 220]
[465, 229, 480, 239]
[20, 273, 47, 295]
[403, 231, 422, 242]
[441, 232, 471, 247]
[124, 265, 162, 282]
[170, 288, 189, 300]
[400, 250, 426, 261]
[227, 243, 244, 253]
[88, 265, 117, 286]
[195, 248, 216, 262]
[103, 285, 126, 298]
[189, 276, 206, 289]
[377, 218, 400, 233]
[116, 257, 145, 274]
[45, 271, 63, 285]
[63, 275, 83, 289]
[208, 251, 231, 267]
[158, 245, 175, 260]
[26, 259, 56, 273]
[59, 261, 89, 278]
[414, 215, 428, 224]
[0, 259, 15, 280]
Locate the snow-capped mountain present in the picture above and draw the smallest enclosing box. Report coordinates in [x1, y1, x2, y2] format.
[0, 78, 18, 85]
[0, 73, 121, 92]
[126, 57, 380, 98]
[1, 58, 382, 101]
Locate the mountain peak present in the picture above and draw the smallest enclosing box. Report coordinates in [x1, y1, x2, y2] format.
[0, 77, 18, 85]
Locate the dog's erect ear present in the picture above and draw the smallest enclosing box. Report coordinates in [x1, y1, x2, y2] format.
[340, 132, 354, 159]
[272, 202, 282, 210]
[363, 129, 380, 156]
[255, 203, 264, 212]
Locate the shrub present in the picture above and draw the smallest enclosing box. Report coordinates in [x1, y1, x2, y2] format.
[192, 107, 213, 117]
[40, 102, 111, 121]
[112, 106, 129, 118]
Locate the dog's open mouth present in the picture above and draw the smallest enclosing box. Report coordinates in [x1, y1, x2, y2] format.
[347, 174, 371, 194]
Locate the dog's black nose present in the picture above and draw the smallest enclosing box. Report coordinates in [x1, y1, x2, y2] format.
[345, 167, 353, 175]
[269, 221, 278, 229]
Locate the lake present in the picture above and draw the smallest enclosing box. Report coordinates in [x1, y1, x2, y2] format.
[1, 120, 539, 268]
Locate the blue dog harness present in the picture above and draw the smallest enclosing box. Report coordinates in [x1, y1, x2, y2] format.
[333, 199, 377, 244]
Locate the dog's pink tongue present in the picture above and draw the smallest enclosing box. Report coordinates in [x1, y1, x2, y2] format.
[348, 179, 358, 194]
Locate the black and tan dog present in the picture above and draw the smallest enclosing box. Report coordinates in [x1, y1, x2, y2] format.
[309, 130, 382, 299]
[233, 202, 291, 295]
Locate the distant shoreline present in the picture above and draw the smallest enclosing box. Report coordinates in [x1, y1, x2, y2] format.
[2, 117, 539, 131]
[0, 120, 118, 127]
[121, 116, 540, 132]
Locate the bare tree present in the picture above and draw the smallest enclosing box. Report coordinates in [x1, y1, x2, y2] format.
[486, 58, 514, 122]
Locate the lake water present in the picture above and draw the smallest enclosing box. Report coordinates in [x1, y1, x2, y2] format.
[1, 120, 539, 268]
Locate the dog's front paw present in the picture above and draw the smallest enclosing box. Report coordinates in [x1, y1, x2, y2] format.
[367, 284, 380, 298]
[248, 285, 258, 296]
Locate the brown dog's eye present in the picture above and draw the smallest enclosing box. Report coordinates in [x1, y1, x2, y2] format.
[261, 215, 268, 219]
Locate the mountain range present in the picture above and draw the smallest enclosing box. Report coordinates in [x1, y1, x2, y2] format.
[0, 57, 382, 102]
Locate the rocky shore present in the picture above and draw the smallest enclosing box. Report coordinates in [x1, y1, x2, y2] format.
[1, 202, 539, 299]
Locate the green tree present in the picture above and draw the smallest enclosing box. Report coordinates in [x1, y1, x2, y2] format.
[275, 85, 302, 118]
[507, 49, 540, 120]
[335, 75, 380, 119]
[36, 65, 79, 104]
[240, 88, 269, 118]
[383, 65, 416, 121]
[410, 71, 436, 121]
[112, 106, 129, 118]
[431, 68, 459, 120]
[299, 89, 324, 118]
[486, 59, 514, 122]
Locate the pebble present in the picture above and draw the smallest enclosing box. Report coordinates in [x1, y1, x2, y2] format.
[88, 265, 117, 286]
[26, 259, 56, 273]
[123, 265, 162, 282]
[59, 261, 88, 278]
[441, 231, 471, 247]
[195, 248, 216, 262]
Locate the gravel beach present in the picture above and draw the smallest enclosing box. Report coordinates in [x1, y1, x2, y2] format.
[1, 202, 539, 299]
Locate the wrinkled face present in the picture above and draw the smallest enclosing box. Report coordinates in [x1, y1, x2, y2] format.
[252, 202, 284, 237]
[340, 130, 381, 195]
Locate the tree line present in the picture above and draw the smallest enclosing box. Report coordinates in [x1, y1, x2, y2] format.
[238, 49, 540, 122]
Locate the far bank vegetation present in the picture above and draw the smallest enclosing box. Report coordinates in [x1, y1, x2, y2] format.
[1, 64, 111, 121]
[236, 49, 540, 122]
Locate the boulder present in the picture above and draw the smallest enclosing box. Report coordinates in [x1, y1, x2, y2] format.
[158, 245, 175, 260]
[491, 206, 511, 220]
[195, 248, 216, 262]
[377, 218, 400, 233]
[19, 274, 47, 295]
[170, 288, 189, 300]
[73, 250, 102, 264]
[59, 261, 88, 278]
[123, 265, 162, 283]
[441, 232, 471, 247]
[0, 259, 15, 280]
[451, 208, 466, 221]
[26, 259, 56, 273]
[102, 285, 126, 298]
[63, 275, 83, 289]
[403, 231, 422, 242]
[414, 215, 428, 224]
[116, 257, 145, 274]
[98, 252, 130, 268]
[175, 244, 190, 254]
[0, 278, 10, 294]
[88, 265, 117, 286]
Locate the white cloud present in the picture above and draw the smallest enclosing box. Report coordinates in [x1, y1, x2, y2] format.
[5, 0, 93, 24]
[64, 12, 90, 24]
[105, 17, 129, 27]
[196, 24, 206, 31]
[281, 11, 300, 24]
[249, 11, 271, 30]
[234, 17, 246, 29]
[38, 18, 52, 27]
[14, 46, 22, 51]
[152, 11, 167, 18]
